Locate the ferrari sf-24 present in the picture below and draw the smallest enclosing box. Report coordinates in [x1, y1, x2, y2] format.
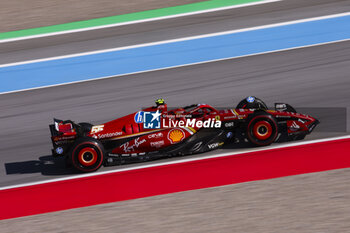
[49, 97, 319, 172]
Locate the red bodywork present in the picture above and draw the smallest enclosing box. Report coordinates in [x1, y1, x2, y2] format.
[51, 103, 318, 155]
[49, 99, 320, 172]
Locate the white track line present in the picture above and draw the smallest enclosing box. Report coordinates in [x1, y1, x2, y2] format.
[1, 38, 349, 96]
[1, 134, 350, 191]
[1, 12, 349, 69]
[0, 0, 282, 44]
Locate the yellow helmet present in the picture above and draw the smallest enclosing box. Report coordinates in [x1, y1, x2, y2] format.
[155, 98, 165, 106]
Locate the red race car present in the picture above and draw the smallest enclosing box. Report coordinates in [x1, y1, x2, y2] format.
[50, 97, 319, 172]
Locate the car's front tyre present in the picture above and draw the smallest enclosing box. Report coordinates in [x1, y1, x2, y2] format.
[246, 112, 278, 146]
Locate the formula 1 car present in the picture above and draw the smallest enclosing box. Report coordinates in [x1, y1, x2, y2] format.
[49, 97, 319, 172]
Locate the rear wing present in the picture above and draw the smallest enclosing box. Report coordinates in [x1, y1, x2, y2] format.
[50, 118, 92, 138]
[50, 118, 77, 136]
[49, 119, 80, 156]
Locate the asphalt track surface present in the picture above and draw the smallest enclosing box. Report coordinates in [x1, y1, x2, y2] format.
[0, 0, 350, 188]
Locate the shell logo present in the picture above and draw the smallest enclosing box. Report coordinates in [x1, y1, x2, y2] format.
[168, 129, 185, 144]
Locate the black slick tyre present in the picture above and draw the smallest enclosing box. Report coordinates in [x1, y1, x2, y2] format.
[246, 112, 278, 146]
[69, 138, 105, 172]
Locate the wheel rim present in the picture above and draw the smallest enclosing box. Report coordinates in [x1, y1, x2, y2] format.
[253, 121, 272, 140]
[78, 147, 98, 166]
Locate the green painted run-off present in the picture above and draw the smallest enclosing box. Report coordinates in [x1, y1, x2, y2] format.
[0, 0, 264, 40]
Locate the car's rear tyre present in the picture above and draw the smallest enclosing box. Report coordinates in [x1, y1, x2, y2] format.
[69, 138, 105, 172]
[247, 112, 278, 146]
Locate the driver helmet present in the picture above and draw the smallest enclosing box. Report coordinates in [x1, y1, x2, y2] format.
[155, 98, 165, 106]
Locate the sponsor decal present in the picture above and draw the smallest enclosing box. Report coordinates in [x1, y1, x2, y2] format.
[55, 147, 64, 155]
[225, 122, 234, 127]
[134, 111, 144, 123]
[224, 116, 235, 120]
[208, 143, 218, 149]
[97, 132, 122, 139]
[208, 142, 224, 149]
[168, 129, 185, 144]
[226, 132, 233, 138]
[163, 118, 221, 128]
[136, 110, 222, 129]
[150, 140, 165, 148]
[233, 109, 245, 119]
[54, 135, 75, 141]
[91, 125, 104, 133]
[276, 115, 291, 119]
[134, 110, 221, 129]
[120, 138, 146, 153]
[191, 141, 203, 152]
[148, 132, 163, 139]
[55, 140, 73, 145]
[135, 110, 161, 128]
[246, 96, 255, 103]
[163, 114, 192, 119]
[140, 110, 161, 129]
